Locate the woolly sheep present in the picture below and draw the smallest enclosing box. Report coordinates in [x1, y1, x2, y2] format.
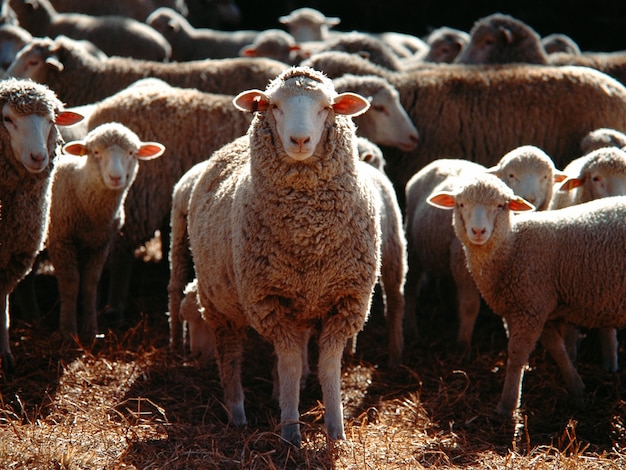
[239, 28, 302, 65]
[404, 147, 564, 351]
[549, 50, 626, 88]
[0, 77, 82, 370]
[549, 146, 626, 372]
[278, 7, 339, 43]
[49, 0, 188, 21]
[428, 173, 626, 419]
[357, 135, 386, 171]
[454, 12, 549, 65]
[0, 23, 30, 71]
[541, 33, 581, 55]
[5, 35, 288, 107]
[10, 0, 172, 62]
[146, 7, 259, 61]
[580, 127, 626, 154]
[333, 73, 418, 151]
[383, 64, 626, 208]
[185, 66, 379, 445]
[301, 50, 394, 80]
[421, 26, 470, 63]
[47, 122, 164, 340]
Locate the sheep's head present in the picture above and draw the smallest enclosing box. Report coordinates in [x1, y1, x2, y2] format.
[233, 66, 369, 161]
[428, 173, 534, 246]
[63, 122, 164, 190]
[0, 77, 82, 173]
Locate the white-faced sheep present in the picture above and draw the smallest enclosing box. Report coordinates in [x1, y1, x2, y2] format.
[301, 50, 394, 80]
[0, 77, 82, 370]
[333, 73, 418, 152]
[454, 12, 549, 65]
[5, 35, 288, 107]
[421, 26, 469, 63]
[278, 7, 340, 43]
[541, 33, 581, 55]
[580, 127, 626, 154]
[146, 7, 259, 61]
[549, 146, 626, 373]
[383, 64, 626, 209]
[239, 28, 303, 65]
[85, 82, 255, 327]
[185, 66, 379, 446]
[46, 122, 164, 340]
[404, 147, 565, 353]
[428, 173, 626, 419]
[10, 0, 172, 62]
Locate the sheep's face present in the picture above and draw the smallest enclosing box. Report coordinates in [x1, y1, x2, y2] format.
[2, 103, 56, 173]
[560, 149, 626, 201]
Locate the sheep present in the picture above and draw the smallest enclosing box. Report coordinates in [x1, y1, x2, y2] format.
[332, 73, 418, 152]
[541, 33, 581, 55]
[580, 127, 626, 154]
[278, 6, 340, 43]
[49, 0, 188, 20]
[0, 77, 83, 370]
[85, 82, 255, 327]
[301, 50, 395, 80]
[9, 0, 172, 62]
[404, 146, 564, 353]
[178, 278, 215, 365]
[184, 66, 379, 445]
[239, 28, 303, 65]
[548, 146, 626, 372]
[549, 50, 626, 88]
[318, 31, 406, 71]
[454, 12, 549, 65]
[0, 23, 31, 71]
[46, 122, 164, 340]
[4, 35, 288, 107]
[146, 7, 259, 61]
[427, 173, 626, 419]
[382, 63, 626, 209]
[357, 135, 386, 171]
[421, 26, 470, 63]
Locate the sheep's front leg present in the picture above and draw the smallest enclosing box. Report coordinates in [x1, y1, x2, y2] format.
[50, 243, 80, 339]
[599, 327, 619, 373]
[497, 317, 543, 418]
[213, 324, 247, 427]
[80, 246, 109, 340]
[0, 293, 14, 371]
[319, 296, 370, 440]
[274, 331, 307, 447]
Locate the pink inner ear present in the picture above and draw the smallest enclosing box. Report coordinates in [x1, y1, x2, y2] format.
[63, 142, 87, 156]
[137, 143, 165, 159]
[55, 111, 84, 126]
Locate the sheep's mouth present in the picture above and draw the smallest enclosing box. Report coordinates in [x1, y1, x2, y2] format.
[24, 160, 48, 173]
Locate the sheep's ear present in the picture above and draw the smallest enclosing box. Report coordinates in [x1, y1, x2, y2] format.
[233, 90, 270, 113]
[326, 17, 341, 27]
[62, 141, 88, 156]
[558, 176, 584, 192]
[55, 110, 84, 126]
[289, 45, 301, 52]
[509, 196, 535, 212]
[137, 142, 166, 160]
[45, 54, 64, 72]
[333, 92, 370, 117]
[427, 191, 456, 209]
[239, 45, 257, 57]
[553, 170, 568, 183]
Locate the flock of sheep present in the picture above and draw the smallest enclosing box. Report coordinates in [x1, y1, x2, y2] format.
[2, 0, 626, 447]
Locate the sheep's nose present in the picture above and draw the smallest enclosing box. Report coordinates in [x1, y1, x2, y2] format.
[290, 136, 311, 148]
[109, 174, 122, 185]
[30, 152, 46, 163]
[471, 227, 487, 236]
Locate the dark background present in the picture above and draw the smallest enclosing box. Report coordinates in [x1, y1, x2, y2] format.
[233, 1, 626, 53]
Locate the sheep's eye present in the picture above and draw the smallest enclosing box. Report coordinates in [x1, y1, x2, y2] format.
[508, 173, 515, 179]
[592, 175, 602, 182]
[497, 203, 505, 209]
[372, 104, 386, 113]
[3, 115, 13, 124]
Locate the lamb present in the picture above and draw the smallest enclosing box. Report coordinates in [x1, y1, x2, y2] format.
[541, 33, 581, 55]
[548, 146, 626, 372]
[185, 66, 379, 445]
[0, 77, 83, 370]
[454, 12, 549, 65]
[9, 0, 172, 62]
[46, 122, 164, 340]
[357, 135, 386, 171]
[239, 28, 303, 65]
[404, 146, 564, 352]
[4, 35, 288, 107]
[301, 50, 395, 80]
[146, 7, 259, 61]
[428, 173, 626, 419]
[85, 82, 255, 327]
[580, 127, 626, 154]
[421, 26, 470, 63]
[332, 73, 418, 152]
[318, 31, 406, 71]
[382, 64, 626, 208]
[278, 7, 340, 43]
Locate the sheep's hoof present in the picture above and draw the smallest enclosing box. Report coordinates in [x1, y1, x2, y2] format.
[281, 423, 302, 447]
[1, 351, 15, 373]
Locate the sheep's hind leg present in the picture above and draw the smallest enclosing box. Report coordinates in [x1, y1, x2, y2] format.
[0, 294, 15, 371]
[214, 325, 247, 427]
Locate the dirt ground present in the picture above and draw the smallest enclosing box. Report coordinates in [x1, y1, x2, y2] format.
[0, 241, 625, 469]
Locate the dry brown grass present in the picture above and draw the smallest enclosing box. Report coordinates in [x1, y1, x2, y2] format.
[1, 250, 625, 469]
